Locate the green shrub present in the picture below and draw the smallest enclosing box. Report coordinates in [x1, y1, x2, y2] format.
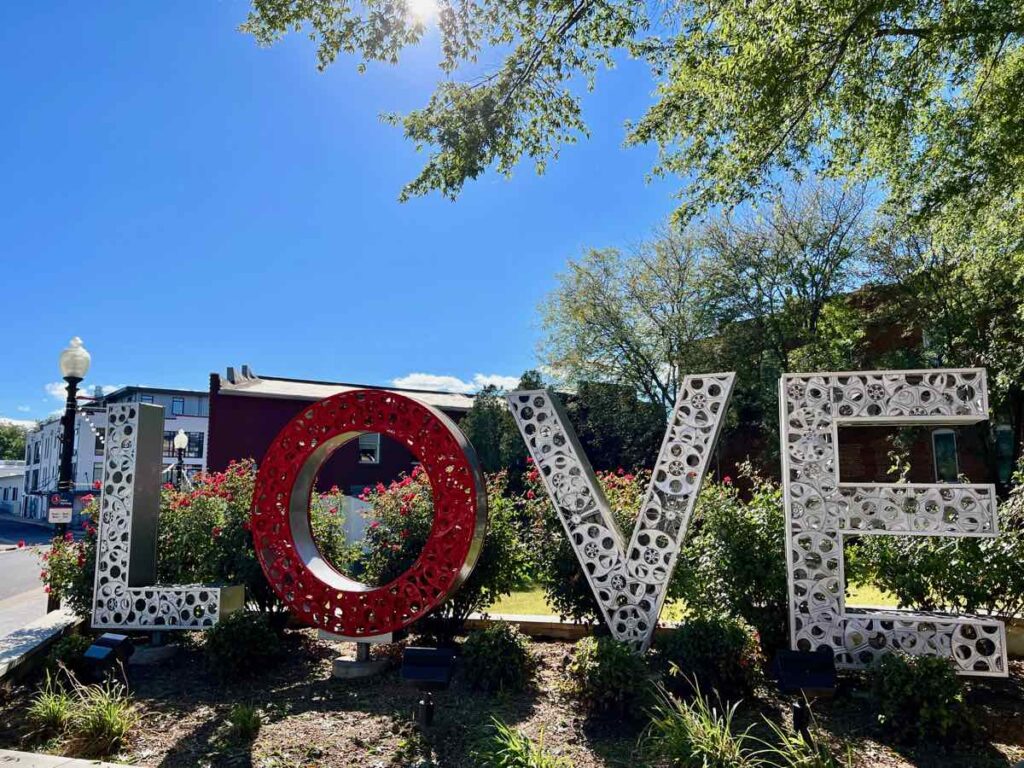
[522, 466, 647, 623]
[857, 480, 1024, 621]
[656, 615, 765, 700]
[463, 623, 533, 692]
[227, 703, 263, 741]
[871, 653, 970, 743]
[204, 610, 284, 681]
[473, 717, 571, 768]
[359, 470, 530, 641]
[563, 636, 652, 718]
[640, 683, 756, 767]
[671, 471, 791, 653]
[27, 674, 74, 736]
[75, 681, 138, 757]
[45, 633, 94, 677]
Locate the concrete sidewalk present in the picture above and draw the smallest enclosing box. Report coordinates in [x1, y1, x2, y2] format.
[0, 748, 131, 766]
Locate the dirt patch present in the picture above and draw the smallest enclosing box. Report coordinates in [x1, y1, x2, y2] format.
[1, 631, 1022, 767]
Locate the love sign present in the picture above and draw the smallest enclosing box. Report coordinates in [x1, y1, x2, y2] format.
[88, 369, 1009, 676]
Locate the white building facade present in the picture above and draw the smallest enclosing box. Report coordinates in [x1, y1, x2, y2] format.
[0, 461, 26, 516]
[21, 386, 209, 523]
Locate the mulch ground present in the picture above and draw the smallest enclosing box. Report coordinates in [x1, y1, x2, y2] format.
[1, 630, 1023, 767]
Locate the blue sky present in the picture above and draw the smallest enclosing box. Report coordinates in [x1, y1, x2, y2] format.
[1, 1, 683, 424]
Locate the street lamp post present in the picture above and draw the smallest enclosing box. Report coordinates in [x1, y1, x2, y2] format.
[51, 337, 90, 611]
[173, 429, 188, 489]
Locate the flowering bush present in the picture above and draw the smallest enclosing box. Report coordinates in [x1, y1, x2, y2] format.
[358, 468, 530, 641]
[521, 463, 648, 623]
[40, 460, 352, 625]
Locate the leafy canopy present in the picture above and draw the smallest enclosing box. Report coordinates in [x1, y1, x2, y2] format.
[242, 1, 1024, 221]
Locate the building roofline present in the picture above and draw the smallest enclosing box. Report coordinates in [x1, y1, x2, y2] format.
[252, 373, 476, 401]
[100, 385, 208, 399]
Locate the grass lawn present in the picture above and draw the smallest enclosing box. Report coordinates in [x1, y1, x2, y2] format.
[487, 583, 898, 619]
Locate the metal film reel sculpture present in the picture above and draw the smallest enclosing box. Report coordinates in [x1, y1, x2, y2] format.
[251, 390, 487, 638]
[780, 369, 1007, 676]
[507, 374, 735, 652]
[92, 404, 244, 629]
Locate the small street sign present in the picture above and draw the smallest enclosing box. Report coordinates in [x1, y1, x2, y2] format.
[48, 492, 73, 524]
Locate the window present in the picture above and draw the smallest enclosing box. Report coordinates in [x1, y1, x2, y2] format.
[33, 444, 40, 464]
[358, 433, 381, 464]
[162, 431, 177, 458]
[995, 426, 1014, 485]
[93, 462, 104, 484]
[11, 488, 16, 501]
[140, 394, 154, 403]
[94, 428, 105, 453]
[3, 488, 7, 501]
[932, 429, 959, 483]
[172, 397, 184, 416]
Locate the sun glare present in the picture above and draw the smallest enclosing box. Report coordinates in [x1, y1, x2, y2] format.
[407, 0, 438, 23]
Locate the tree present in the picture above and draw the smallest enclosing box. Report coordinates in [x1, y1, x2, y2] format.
[458, 370, 543, 473]
[564, 381, 665, 470]
[0, 423, 28, 461]
[541, 227, 720, 413]
[242, 1, 1024, 225]
[703, 184, 874, 372]
[871, 198, 1024, 488]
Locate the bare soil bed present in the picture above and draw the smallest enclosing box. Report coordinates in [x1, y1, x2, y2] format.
[1, 630, 1023, 767]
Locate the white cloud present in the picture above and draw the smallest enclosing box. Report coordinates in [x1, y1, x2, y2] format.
[391, 372, 521, 394]
[0, 417, 36, 429]
[16, 405, 30, 413]
[45, 382, 121, 400]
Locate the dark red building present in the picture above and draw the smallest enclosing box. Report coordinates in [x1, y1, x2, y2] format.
[207, 366, 475, 493]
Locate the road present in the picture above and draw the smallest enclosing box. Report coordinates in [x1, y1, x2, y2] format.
[0, 518, 63, 640]
[0, 516, 57, 547]
[0, 548, 48, 639]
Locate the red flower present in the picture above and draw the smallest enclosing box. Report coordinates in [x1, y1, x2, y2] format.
[402, 492, 416, 503]
[375, 482, 386, 494]
[526, 457, 534, 465]
[362, 487, 371, 496]
[92, 480, 101, 490]
[400, 529, 409, 539]
[329, 507, 338, 516]
[526, 490, 536, 500]
[39, 571, 47, 579]
[81, 494, 95, 506]
[211, 526, 222, 538]
[76, 554, 85, 567]
[528, 469, 539, 482]
[369, 521, 380, 530]
[723, 475, 733, 486]
[616, 467, 625, 476]
[64, 531, 74, 542]
[411, 465, 423, 478]
[44, 585, 51, 594]
[17, 539, 25, 549]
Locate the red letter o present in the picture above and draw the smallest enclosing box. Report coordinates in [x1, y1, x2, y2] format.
[251, 390, 487, 637]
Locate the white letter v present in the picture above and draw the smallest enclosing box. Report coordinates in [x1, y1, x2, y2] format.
[506, 374, 736, 652]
